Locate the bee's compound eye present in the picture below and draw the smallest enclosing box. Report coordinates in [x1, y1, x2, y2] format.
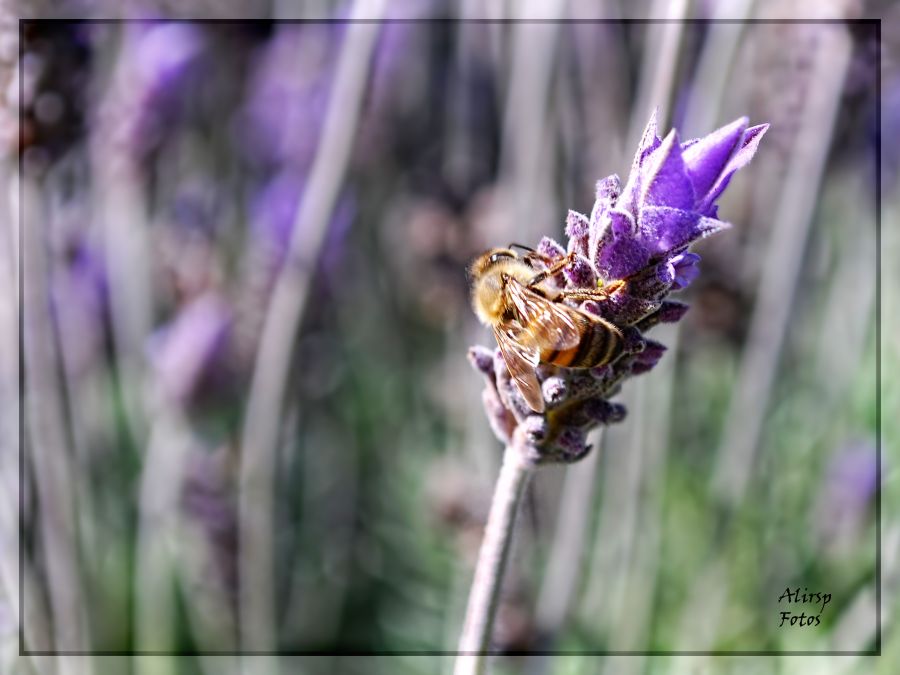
[489, 251, 513, 265]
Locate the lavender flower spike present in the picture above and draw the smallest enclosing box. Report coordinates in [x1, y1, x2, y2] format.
[458, 115, 766, 673]
[469, 113, 767, 464]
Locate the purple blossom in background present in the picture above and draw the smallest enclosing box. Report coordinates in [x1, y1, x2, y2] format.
[237, 25, 336, 170]
[882, 73, 900, 185]
[98, 21, 205, 162]
[134, 22, 205, 102]
[815, 440, 881, 552]
[248, 168, 356, 275]
[51, 239, 109, 377]
[148, 293, 232, 404]
[470, 111, 767, 463]
[250, 169, 306, 258]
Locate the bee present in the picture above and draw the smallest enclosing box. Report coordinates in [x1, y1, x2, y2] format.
[468, 246, 626, 413]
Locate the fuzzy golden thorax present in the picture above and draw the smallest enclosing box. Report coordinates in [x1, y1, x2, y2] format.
[468, 248, 554, 327]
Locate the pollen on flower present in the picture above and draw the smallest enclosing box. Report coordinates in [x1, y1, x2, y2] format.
[469, 111, 767, 463]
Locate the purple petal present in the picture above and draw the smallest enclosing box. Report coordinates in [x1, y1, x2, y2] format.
[639, 206, 699, 251]
[482, 387, 515, 445]
[595, 234, 651, 282]
[674, 265, 700, 289]
[641, 130, 695, 210]
[640, 206, 731, 252]
[618, 112, 662, 213]
[605, 292, 664, 327]
[542, 376, 568, 406]
[609, 209, 637, 237]
[698, 123, 769, 214]
[563, 254, 596, 288]
[631, 339, 667, 374]
[682, 117, 747, 201]
[565, 210, 590, 257]
[552, 428, 591, 463]
[589, 174, 622, 237]
[521, 415, 552, 445]
[657, 301, 690, 322]
[694, 216, 733, 240]
[635, 300, 690, 331]
[467, 345, 496, 377]
[595, 174, 622, 204]
[538, 236, 566, 260]
[633, 108, 661, 170]
[579, 399, 627, 426]
[635, 339, 667, 365]
[669, 252, 702, 289]
[630, 360, 655, 375]
[657, 259, 675, 285]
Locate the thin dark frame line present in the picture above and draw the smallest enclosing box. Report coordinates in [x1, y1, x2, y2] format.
[18, 650, 883, 657]
[874, 15, 883, 659]
[17, 15, 26, 662]
[16, 16, 883, 658]
[17, 18, 881, 25]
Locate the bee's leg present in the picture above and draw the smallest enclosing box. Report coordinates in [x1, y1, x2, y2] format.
[558, 279, 627, 301]
[526, 252, 577, 287]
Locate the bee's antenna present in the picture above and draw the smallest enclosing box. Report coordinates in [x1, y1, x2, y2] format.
[508, 242, 536, 254]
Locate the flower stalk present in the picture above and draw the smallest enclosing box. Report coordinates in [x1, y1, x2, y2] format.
[455, 434, 535, 675]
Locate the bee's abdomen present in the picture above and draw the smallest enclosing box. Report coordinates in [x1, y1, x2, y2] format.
[541, 321, 623, 369]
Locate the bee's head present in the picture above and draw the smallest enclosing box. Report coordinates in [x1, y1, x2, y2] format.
[468, 247, 518, 282]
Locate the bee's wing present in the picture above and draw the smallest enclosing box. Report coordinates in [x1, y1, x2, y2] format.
[506, 278, 583, 350]
[494, 325, 545, 413]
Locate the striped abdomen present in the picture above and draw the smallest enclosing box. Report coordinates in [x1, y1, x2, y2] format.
[540, 315, 623, 368]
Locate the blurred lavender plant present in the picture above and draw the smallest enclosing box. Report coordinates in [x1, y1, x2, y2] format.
[815, 439, 881, 557]
[468, 111, 768, 464]
[96, 21, 205, 166]
[237, 25, 335, 171]
[148, 293, 232, 404]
